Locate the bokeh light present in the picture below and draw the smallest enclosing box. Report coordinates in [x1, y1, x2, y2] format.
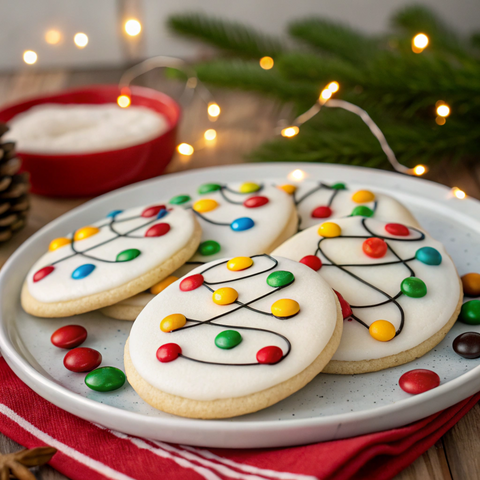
[74, 33, 88, 48]
[23, 51, 37, 65]
[125, 19, 142, 36]
[259, 56, 274, 70]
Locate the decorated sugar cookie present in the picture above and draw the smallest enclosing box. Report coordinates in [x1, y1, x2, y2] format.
[274, 179, 419, 231]
[273, 217, 462, 374]
[102, 181, 298, 320]
[21, 204, 201, 317]
[125, 254, 342, 418]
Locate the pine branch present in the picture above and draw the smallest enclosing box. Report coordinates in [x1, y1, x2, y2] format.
[168, 13, 285, 58]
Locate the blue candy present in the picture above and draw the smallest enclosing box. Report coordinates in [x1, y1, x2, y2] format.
[230, 217, 255, 231]
[107, 210, 123, 218]
[72, 264, 96, 280]
[415, 247, 442, 266]
[157, 209, 168, 219]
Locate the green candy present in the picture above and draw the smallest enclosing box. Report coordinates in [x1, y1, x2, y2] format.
[267, 270, 295, 288]
[116, 248, 141, 262]
[351, 205, 374, 217]
[215, 330, 242, 349]
[198, 183, 222, 194]
[459, 300, 480, 325]
[198, 240, 221, 256]
[85, 367, 126, 392]
[169, 194, 191, 205]
[401, 277, 427, 298]
[331, 183, 347, 190]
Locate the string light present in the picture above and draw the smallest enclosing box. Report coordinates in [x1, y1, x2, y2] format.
[319, 89, 332, 102]
[74, 33, 88, 49]
[117, 95, 131, 108]
[287, 169, 307, 182]
[177, 143, 194, 156]
[125, 19, 142, 36]
[204, 129, 217, 141]
[23, 50, 37, 65]
[281, 126, 299, 138]
[412, 33, 429, 53]
[45, 30, 61, 45]
[207, 102, 221, 118]
[451, 187, 466, 199]
[259, 56, 274, 70]
[436, 104, 450, 117]
[413, 165, 427, 176]
[327, 82, 339, 93]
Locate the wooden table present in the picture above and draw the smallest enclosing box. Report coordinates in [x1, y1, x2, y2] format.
[0, 68, 479, 480]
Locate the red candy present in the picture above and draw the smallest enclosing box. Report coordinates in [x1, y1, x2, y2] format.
[141, 205, 167, 218]
[243, 196, 269, 208]
[51, 325, 87, 349]
[63, 348, 102, 373]
[362, 237, 388, 258]
[256, 346, 283, 364]
[33, 266, 54, 282]
[334, 290, 352, 319]
[299, 255, 322, 271]
[156, 343, 182, 363]
[311, 206, 332, 219]
[399, 369, 440, 395]
[145, 223, 170, 237]
[385, 223, 410, 236]
[179, 274, 204, 292]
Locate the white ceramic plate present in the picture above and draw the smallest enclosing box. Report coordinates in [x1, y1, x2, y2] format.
[1, 163, 479, 449]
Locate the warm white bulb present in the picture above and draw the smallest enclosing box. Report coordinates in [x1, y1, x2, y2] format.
[288, 169, 307, 181]
[23, 50, 37, 65]
[117, 95, 131, 108]
[281, 126, 299, 138]
[413, 34, 429, 49]
[45, 30, 61, 45]
[413, 165, 427, 176]
[74, 33, 88, 48]
[208, 103, 220, 117]
[327, 81, 339, 93]
[436, 104, 450, 117]
[177, 143, 194, 156]
[204, 129, 217, 141]
[125, 19, 142, 36]
[259, 56, 274, 70]
[320, 89, 332, 101]
[452, 187, 466, 199]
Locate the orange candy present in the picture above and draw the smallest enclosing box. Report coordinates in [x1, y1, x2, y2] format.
[462, 273, 480, 297]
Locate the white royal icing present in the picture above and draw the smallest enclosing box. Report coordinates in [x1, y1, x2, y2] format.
[128, 255, 338, 401]
[273, 217, 460, 362]
[26, 205, 196, 303]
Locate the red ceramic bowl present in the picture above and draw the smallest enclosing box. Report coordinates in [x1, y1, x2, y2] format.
[0, 85, 181, 197]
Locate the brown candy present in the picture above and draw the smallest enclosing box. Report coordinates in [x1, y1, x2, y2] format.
[453, 332, 480, 359]
[462, 273, 480, 297]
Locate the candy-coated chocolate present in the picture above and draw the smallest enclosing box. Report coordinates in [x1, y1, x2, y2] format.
[179, 274, 204, 291]
[74, 226, 100, 241]
[453, 332, 480, 359]
[63, 347, 102, 373]
[107, 209, 123, 218]
[85, 367, 126, 392]
[51, 325, 87, 349]
[116, 248, 141, 262]
[150, 276, 178, 295]
[193, 199, 219, 213]
[271, 298, 300, 318]
[459, 300, 480, 325]
[351, 190, 375, 203]
[278, 184, 296, 195]
[169, 195, 191, 205]
[198, 240, 221, 256]
[145, 223, 170, 237]
[71, 264, 95, 280]
[311, 206, 332, 219]
[461, 273, 480, 297]
[239, 182, 260, 194]
[385, 223, 410, 236]
[33, 266, 54, 282]
[331, 183, 346, 190]
[157, 343, 182, 362]
[299, 255, 322, 271]
[415, 247, 442, 266]
[362, 237, 388, 259]
[49, 237, 71, 251]
[399, 369, 440, 395]
[401, 277, 427, 298]
[256, 346, 283, 364]
[266, 271, 295, 288]
[160, 314, 187, 332]
[318, 222, 341, 238]
[215, 330, 242, 349]
[157, 209, 168, 219]
[198, 183, 222, 194]
[230, 217, 255, 231]
[227, 256, 253, 271]
[243, 196, 269, 208]
[334, 290, 352, 319]
[213, 287, 238, 305]
[351, 206, 374, 218]
[141, 205, 166, 218]
[369, 320, 396, 342]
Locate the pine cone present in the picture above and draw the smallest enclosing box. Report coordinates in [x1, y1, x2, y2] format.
[0, 123, 30, 242]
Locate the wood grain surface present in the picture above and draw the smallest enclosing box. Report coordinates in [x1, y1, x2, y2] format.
[0, 67, 478, 480]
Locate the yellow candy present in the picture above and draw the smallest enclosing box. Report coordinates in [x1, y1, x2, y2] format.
[213, 287, 238, 305]
[369, 320, 396, 342]
[160, 313, 186, 332]
[49, 237, 71, 251]
[352, 190, 375, 203]
[318, 222, 342, 238]
[278, 184, 297, 195]
[239, 182, 260, 194]
[150, 276, 178, 295]
[193, 199, 219, 213]
[271, 299, 300, 318]
[74, 226, 100, 241]
[227, 256, 253, 271]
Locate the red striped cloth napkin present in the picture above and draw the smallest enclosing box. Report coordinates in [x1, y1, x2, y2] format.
[0, 357, 478, 480]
